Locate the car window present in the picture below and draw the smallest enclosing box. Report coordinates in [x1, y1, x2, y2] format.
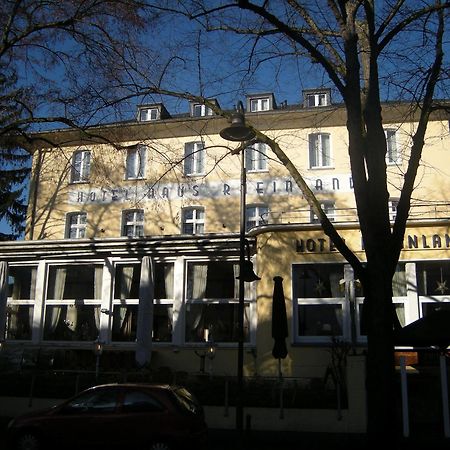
[122, 390, 165, 413]
[63, 389, 118, 414]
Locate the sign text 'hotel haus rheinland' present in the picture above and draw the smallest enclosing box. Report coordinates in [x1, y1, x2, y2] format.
[68, 174, 355, 204]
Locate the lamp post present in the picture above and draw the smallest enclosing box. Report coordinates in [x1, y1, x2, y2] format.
[220, 102, 258, 435]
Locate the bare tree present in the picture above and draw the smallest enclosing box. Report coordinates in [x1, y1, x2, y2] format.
[0, 0, 152, 238]
[131, 0, 447, 443]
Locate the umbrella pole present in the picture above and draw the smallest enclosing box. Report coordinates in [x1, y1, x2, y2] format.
[440, 352, 449, 437]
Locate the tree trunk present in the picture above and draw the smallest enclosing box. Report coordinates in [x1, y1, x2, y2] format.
[364, 251, 397, 446]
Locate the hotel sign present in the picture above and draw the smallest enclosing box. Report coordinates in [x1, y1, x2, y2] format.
[68, 174, 354, 204]
[296, 233, 450, 253]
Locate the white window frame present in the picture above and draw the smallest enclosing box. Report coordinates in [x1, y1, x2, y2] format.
[43, 263, 104, 343]
[139, 107, 159, 121]
[309, 133, 332, 168]
[246, 204, 268, 231]
[5, 265, 37, 341]
[250, 97, 270, 112]
[293, 263, 349, 344]
[245, 143, 268, 172]
[184, 142, 205, 176]
[181, 207, 205, 235]
[305, 92, 329, 107]
[184, 259, 256, 346]
[66, 212, 87, 239]
[310, 202, 335, 223]
[125, 145, 146, 179]
[389, 199, 399, 222]
[122, 209, 144, 238]
[192, 104, 213, 117]
[111, 261, 175, 344]
[385, 128, 399, 164]
[71, 149, 91, 183]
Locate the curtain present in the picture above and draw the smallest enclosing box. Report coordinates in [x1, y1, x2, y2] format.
[120, 266, 134, 299]
[191, 264, 207, 299]
[48, 267, 67, 333]
[164, 264, 174, 299]
[233, 263, 252, 298]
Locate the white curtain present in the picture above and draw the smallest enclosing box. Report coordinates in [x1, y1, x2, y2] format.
[164, 264, 174, 299]
[191, 264, 207, 299]
[120, 266, 134, 299]
[48, 267, 67, 333]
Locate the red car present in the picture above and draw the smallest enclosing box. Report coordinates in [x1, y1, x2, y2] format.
[7, 383, 208, 450]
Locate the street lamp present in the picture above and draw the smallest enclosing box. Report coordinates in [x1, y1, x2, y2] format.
[220, 101, 259, 435]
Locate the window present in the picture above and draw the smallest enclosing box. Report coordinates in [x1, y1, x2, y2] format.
[309, 133, 331, 168]
[126, 145, 146, 179]
[71, 150, 91, 183]
[184, 142, 205, 175]
[416, 261, 450, 317]
[389, 199, 399, 221]
[122, 210, 144, 238]
[66, 212, 87, 239]
[310, 202, 335, 224]
[385, 129, 399, 164]
[65, 389, 118, 413]
[139, 108, 159, 121]
[246, 205, 268, 231]
[356, 263, 407, 339]
[43, 265, 103, 342]
[5, 266, 36, 340]
[122, 391, 164, 413]
[185, 261, 252, 343]
[192, 104, 213, 117]
[305, 92, 330, 107]
[182, 207, 205, 235]
[245, 143, 268, 171]
[250, 97, 270, 112]
[293, 264, 346, 342]
[112, 263, 173, 342]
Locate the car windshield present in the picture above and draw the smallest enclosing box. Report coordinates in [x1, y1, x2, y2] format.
[172, 387, 201, 415]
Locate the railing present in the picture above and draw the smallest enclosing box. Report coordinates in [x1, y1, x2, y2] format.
[262, 202, 450, 226]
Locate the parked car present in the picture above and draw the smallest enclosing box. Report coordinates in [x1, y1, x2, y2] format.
[7, 383, 208, 450]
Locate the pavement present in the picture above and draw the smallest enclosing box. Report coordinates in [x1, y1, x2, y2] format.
[1, 417, 449, 450]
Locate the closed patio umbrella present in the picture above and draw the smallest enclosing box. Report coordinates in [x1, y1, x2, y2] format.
[394, 309, 450, 350]
[272, 276, 288, 376]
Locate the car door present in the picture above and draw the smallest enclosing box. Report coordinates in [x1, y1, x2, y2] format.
[49, 387, 120, 448]
[114, 388, 166, 446]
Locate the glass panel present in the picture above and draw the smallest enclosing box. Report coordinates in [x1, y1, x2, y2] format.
[114, 265, 140, 299]
[358, 303, 405, 336]
[8, 267, 36, 299]
[422, 302, 450, 316]
[185, 303, 250, 343]
[293, 264, 345, 298]
[47, 265, 102, 300]
[5, 305, 33, 340]
[43, 305, 100, 341]
[153, 304, 172, 342]
[112, 305, 138, 341]
[417, 261, 450, 296]
[187, 262, 235, 299]
[298, 304, 343, 336]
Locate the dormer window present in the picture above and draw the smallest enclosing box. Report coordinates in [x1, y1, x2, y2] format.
[247, 93, 276, 112]
[303, 89, 331, 108]
[190, 99, 219, 117]
[137, 103, 170, 122]
[139, 107, 159, 121]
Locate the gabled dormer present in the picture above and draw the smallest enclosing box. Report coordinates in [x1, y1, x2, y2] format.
[137, 103, 171, 122]
[190, 99, 220, 117]
[303, 88, 331, 108]
[246, 93, 277, 113]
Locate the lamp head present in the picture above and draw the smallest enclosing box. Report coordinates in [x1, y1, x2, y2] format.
[220, 102, 256, 142]
[237, 260, 261, 282]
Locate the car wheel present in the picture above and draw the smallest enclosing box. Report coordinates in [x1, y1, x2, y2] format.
[150, 442, 172, 450]
[15, 432, 41, 450]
